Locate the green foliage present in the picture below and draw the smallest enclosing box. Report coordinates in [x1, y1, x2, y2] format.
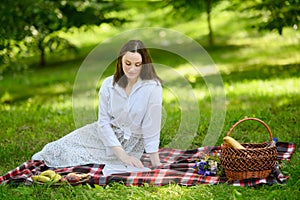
[1, 0, 298, 73]
[163, 0, 223, 21]
[155, 0, 223, 45]
[0, 0, 124, 70]
[231, 0, 300, 35]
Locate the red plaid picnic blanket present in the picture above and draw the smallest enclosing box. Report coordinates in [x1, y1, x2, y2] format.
[0, 142, 296, 187]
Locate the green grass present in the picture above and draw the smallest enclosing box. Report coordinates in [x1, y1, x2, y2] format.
[0, 2, 300, 199]
[1, 183, 299, 200]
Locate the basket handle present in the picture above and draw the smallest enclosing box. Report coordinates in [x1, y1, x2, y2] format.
[226, 118, 273, 142]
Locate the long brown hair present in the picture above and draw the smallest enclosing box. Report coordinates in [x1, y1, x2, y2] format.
[113, 40, 162, 88]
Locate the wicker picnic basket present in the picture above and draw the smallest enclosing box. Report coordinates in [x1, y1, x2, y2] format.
[220, 118, 278, 180]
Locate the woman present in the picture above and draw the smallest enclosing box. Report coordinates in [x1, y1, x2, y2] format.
[32, 40, 163, 171]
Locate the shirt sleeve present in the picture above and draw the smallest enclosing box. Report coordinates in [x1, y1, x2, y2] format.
[142, 84, 162, 153]
[97, 78, 121, 147]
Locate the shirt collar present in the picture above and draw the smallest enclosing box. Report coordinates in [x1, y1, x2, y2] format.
[111, 77, 159, 97]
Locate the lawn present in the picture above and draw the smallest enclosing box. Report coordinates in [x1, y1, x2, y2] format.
[0, 4, 299, 200]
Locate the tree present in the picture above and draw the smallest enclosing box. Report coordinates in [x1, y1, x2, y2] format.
[206, 0, 213, 45]
[163, 0, 222, 46]
[231, 0, 300, 35]
[0, 0, 124, 69]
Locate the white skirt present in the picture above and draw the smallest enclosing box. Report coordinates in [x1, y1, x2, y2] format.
[32, 122, 144, 168]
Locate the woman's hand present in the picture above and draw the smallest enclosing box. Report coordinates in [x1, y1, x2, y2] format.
[111, 146, 144, 168]
[120, 155, 144, 168]
[149, 152, 162, 167]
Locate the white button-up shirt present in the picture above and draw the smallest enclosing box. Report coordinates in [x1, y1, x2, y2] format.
[97, 76, 162, 153]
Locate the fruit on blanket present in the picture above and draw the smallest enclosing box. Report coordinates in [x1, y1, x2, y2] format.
[40, 170, 57, 179]
[60, 177, 67, 182]
[32, 171, 89, 184]
[32, 175, 51, 183]
[65, 172, 90, 183]
[223, 136, 245, 149]
[31, 175, 39, 182]
[32, 170, 62, 183]
[66, 173, 80, 183]
[76, 173, 90, 179]
[52, 174, 62, 183]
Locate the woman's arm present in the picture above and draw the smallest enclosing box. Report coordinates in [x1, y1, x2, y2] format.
[142, 84, 163, 166]
[97, 78, 122, 150]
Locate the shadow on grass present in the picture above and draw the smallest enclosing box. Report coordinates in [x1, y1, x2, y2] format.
[220, 63, 300, 83]
[1, 38, 299, 106]
[187, 63, 300, 88]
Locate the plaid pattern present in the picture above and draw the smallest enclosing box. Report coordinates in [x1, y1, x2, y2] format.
[0, 142, 296, 187]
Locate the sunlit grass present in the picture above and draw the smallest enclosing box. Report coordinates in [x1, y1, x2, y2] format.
[0, 2, 299, 199]
[226, 78, 299, 98]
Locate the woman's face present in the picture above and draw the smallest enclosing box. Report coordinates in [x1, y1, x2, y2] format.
[122, 51, 143, 83]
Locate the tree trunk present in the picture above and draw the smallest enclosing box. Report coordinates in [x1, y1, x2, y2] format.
[206, 0, 213, 46]
[38, 39, 45, 66]
[39, 49, 45, 66]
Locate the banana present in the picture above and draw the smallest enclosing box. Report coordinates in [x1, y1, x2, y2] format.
[40, 170, 56, 179]
[32, 170, 62, 183]
[31, 175, 39, 182]
[52, 174, 62, 183]
[31, 175, 51, 183]
[38, 175, 51, 182]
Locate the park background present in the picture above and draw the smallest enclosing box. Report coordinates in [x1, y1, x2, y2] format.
[0, 0, 299, 199]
